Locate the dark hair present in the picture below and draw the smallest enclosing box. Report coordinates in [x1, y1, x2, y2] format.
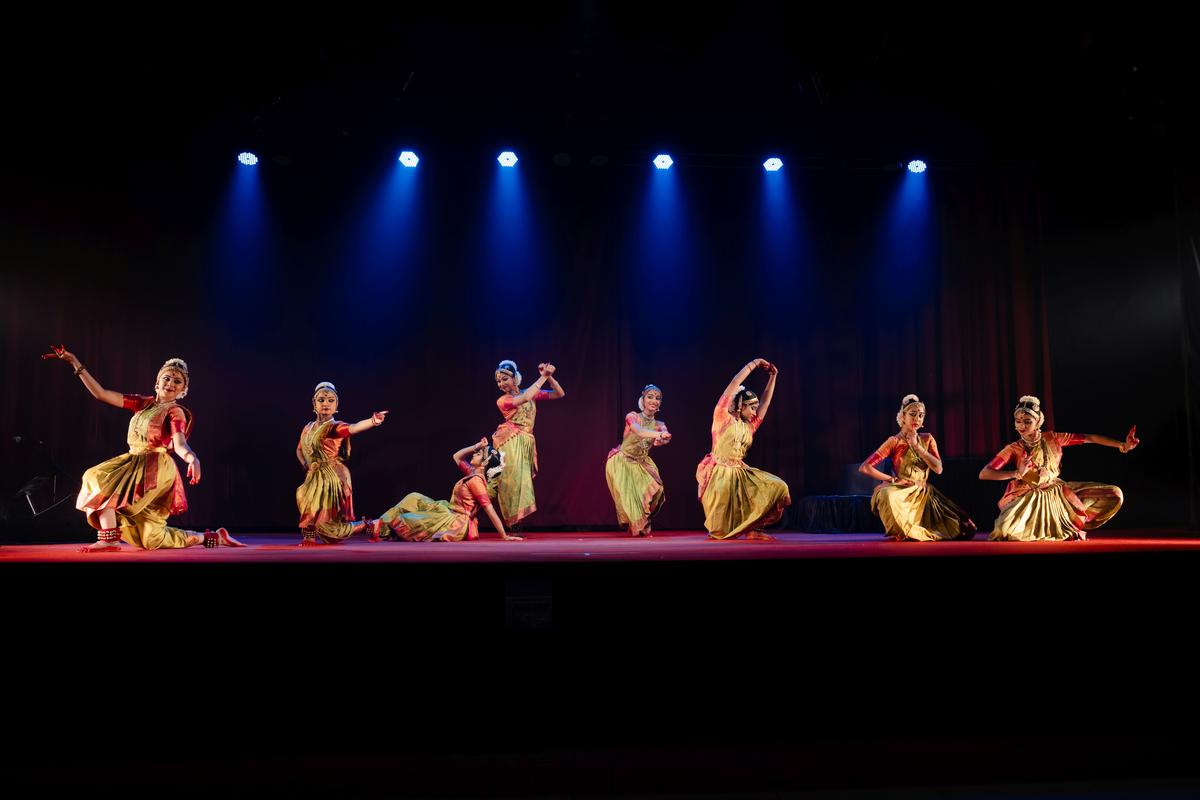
[730, 388, 759, 415]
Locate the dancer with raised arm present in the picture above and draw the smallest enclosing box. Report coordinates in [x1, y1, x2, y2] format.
[696, 359, 791, 540]
[295, 381, 387, 546]
[859, 394, 976, 541]
[605, 384, 671, 537]
[46, 345, 243, 552]
[979, 395, 1139, 541]
[372, 438, 522, 542]
[489, 360, 565, 527]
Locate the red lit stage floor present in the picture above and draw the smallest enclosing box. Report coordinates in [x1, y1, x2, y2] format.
[2, 529, 1199, 563]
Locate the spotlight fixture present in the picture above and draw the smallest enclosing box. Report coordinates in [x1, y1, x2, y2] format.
[497, 151, 519, 167]
[398, 151, 420, 168]
[907, 159, 927, 174]
[653, 154, 673, 170]
[237, 152, 259, 166]
[763, 157, 783, 172]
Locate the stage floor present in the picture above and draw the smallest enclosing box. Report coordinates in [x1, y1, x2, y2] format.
[2, 529, 1199, 563]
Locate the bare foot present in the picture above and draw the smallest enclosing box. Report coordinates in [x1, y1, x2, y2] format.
[213, 528, 247, 547]
[745, 531, 776, 541]
[298, 537, 326, 548]
[80, 541, 122, 553]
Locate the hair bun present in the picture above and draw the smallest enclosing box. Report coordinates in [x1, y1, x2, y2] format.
[900, 393, 921, 406]
[1017, 395, 1041, 406]
[161, 358, 188, 373]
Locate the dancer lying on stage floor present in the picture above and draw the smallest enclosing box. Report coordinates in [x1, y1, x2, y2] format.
[605, 384, 671, 537]
[371, 437, 522, 542]
[489, 360, 565, 528]
[295, 381, 387, 546]
[979, 395, 1139, 541]
[859, 393, 976, 541]
[46, 346, 244, 552]
[696, 358, 791, 541]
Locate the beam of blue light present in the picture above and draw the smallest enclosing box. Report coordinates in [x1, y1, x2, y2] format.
[497, 151, 518, 167]
[209, 161, 273, 333]
[763, 157, 783, 172]
[398, 150, 420, 168]
[871, 166, 936, 309]
[476, 156, 545, 324]
[237, 152, 258, 166]
[351, 159, 423, 288]
[653, 154, 674, 170]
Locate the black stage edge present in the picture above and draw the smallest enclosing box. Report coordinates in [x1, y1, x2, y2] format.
[3, 550, 1198, 796]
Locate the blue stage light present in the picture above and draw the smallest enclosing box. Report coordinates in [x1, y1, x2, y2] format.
[398, 151, 420, 168]
[907, 159, 927, 174]
[763, 157, 783, 172]
[237, 152, 258, 166]
[653, 154, 674, 170]
[497, 151, 519, 167]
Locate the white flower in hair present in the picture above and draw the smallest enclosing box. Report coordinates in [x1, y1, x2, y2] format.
[1018, 395, 1041, 406]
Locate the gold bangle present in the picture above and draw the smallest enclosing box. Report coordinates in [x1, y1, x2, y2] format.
[74, 365, 86, 376]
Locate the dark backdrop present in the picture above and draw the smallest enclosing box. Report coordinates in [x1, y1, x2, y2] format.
[1, 14, 1195, 534]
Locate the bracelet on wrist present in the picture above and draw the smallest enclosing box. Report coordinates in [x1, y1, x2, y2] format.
[74, 365, 86, 376]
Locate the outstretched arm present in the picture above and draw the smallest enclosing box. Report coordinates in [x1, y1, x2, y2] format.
[47, 346, 124, 408]
[627, 415, 671, 443]
[1083, 426, 1139, 453]
[345, 411, 389, 435]
[483, 504, 522, 541]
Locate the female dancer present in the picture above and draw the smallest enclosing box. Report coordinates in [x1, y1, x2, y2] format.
[295, 381, 387, 546]
[979, 395, 1139, 541]
[696, 358, 791, 540]
[490, 360, 565, 527]
[372, 437, 522, 542]
[859, 394, 976, 541]
[47, 345, 243, 551]
[605, 384, 671, 536]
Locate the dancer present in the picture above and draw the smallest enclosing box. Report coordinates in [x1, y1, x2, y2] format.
[696, 358, 791, 540]
[46, 345, 243, 552]
[295, 381, 387, 546]
[979, 395, 1139, 541]
[859, 394, 976, 541]
[372, 438, 522, 542]
[489, 360, 565, 527]
[605, 384, 671, 536]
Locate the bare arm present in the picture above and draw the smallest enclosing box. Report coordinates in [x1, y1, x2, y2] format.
[1084, 426, 1139, 453]
[483, 503, 522, 541]
[171, 431, 202, 484]
[756, 364, 779, 422]
[453, 437, 489, 465]
[345, 411, 389, 436]
[627, 416, 669, 442]
[906, 433, 943, 474]
[721, 358, 767, 401]
[509, 373, 550, 408]
[50, 347, 124, 408]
